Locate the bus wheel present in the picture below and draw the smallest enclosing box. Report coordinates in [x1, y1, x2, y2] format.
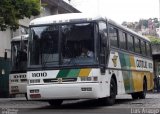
[100, 78, 117, 106]
[48, 100, 63, 107]
[10, 94, 16, 98]
[139, 79, 147, 99]
[131, 93, 139, 99]
[107, 78, 117, 105]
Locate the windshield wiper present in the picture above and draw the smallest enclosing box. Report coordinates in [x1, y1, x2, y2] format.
[41, 48, 59, 69]
[42, 55, 59, 69]
[63, 47, 78, 66]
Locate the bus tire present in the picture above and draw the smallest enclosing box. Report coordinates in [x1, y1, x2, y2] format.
[10, 94, 16, 98]
[48, 100, 63, 107]
[131, 93, 139, 99]
[100, 77, 117, 106]
[139, 79, 147, 99]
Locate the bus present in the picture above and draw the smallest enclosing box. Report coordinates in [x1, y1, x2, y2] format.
[9, 34, 28, 99]
[27, 13, 153, 106]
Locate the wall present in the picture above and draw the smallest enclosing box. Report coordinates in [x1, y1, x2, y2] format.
[0, 30, 11, 97]
[0, 29, 11, 58]
[0, 58, 10, 97]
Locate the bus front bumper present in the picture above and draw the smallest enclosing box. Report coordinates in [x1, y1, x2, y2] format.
[27, 83, 105, 100]
[9, 83, 27, 95]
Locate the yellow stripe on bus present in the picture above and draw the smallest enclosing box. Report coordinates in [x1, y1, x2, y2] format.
[78, 69, 91, 77]
[129, 55, 136, 70]
[132, 71, 143, 92]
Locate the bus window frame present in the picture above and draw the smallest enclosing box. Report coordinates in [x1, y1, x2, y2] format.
[98, 20, 109, 69]
[28, 21, 101, 69]
[119, 30, 127, 50]
[141, 40, 147, 56]
[107, 23, 152, 60]
[127, 34, 135, 53]
[108, 24, 119, 49]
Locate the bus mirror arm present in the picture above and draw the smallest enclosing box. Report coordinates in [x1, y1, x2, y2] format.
[100, 65, 106, 74]
[100, 54, 106, 74]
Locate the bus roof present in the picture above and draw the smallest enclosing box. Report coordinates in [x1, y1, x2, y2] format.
[30, 13, 150, 42]
[12, 34, 29, 42]
[30, 13, 104, 25]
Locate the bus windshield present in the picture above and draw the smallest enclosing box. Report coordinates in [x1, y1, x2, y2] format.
[11, 40, 27, 72]
[29, 22, 98, 67]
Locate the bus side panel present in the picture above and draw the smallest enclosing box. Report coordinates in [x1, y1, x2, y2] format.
[132, 71, 143, 92]
[108, 51, 126, 94]
[108, 50, 153, 94]
[146, 72, 154, 91]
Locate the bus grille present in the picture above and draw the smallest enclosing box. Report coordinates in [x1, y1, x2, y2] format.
[21, 79, 27, 82]
[43, 78, 77, 83]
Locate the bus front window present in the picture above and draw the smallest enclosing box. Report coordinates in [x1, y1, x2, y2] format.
[11, 41, 27, 72]
[29, 22, 98, 67]
[30, 26, 59, 66]
[61, 23, 98, 66]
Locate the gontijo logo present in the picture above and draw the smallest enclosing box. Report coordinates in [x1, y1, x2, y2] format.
[32, 72, 47, 77]
[112, 55, 118, 67]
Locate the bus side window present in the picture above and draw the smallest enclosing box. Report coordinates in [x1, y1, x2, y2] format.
[146, 42, 152, 57]
[119, 31, 127, 50]
[127, 35, 134, 52]
[141, 40, 147, 56]
[99, 22, 107, 45]
[109, 26, 118, 48]
[134, 37, 141, 54]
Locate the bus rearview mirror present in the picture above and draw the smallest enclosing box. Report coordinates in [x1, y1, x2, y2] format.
[100, 33, 107, 47]
[100, 54, 106, 74]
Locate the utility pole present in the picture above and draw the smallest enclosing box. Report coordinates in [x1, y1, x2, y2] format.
[97, 0, 100, 14]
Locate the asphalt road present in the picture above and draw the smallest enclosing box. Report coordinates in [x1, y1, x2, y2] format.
[0, 93, 160, 114]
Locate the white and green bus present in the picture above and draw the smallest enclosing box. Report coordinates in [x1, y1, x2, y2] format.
[9, 35, 28, 99]
[27, 13, 153, 106]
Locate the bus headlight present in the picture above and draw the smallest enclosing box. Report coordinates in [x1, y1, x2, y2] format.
[81, 77, 92, 81]
[80, 76, 98, 82]
[29, 79, 40, 84]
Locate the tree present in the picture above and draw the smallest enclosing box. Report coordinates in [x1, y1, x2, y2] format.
[122, 21, 127, 26]
[139, 19, 148, 28]
[146, 35, 160, 45]
[0, 0, 40, 31]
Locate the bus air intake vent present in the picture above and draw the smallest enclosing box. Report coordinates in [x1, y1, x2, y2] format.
[43, 78, 77, 83]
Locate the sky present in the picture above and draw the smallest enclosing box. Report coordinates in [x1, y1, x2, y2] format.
[64, 0, 159, 24]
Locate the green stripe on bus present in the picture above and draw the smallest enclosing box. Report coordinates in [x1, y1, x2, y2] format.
[119, 52, 131, 69]
[125, 54, 131, 69]
[57, 69, 70, 78]
[122, 71, 134, 93]
[119, 53, 126, 68]
[67, 69, 80, 78]
[119, 52, 135, 93]
[122, 71, 130, 93]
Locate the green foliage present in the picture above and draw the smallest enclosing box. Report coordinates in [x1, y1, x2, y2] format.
[139, 19, 148, 28]
[122, 18, 160, 29]
[0, 0, 40, 31]
[146, 35, 160, 44]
